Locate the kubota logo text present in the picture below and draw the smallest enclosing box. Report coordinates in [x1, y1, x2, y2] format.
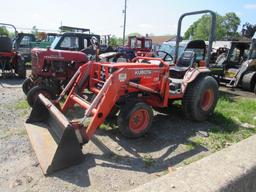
[135, 70, 152, 76]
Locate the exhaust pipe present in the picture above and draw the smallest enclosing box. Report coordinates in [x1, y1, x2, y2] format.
[25, 94, 83, 175]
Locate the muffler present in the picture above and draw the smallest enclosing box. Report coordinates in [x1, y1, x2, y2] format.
[25, 94, 83, 175]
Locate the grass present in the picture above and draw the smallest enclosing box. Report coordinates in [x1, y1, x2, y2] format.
[183, 141, 200, 151]
[15, 99, 30, 116]
[142, 155, 155, 168]
[26, 62, 31, 67]
[15, 100, 29, 110]
[190, 92, 256, 152]
[211, 94, 256, 129]
[99, 121, 118, 131]
[99, 123, 111, 130]
[183, 154, 208, 166]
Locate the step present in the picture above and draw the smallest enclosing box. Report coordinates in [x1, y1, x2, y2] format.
[169, 78, 183, 84]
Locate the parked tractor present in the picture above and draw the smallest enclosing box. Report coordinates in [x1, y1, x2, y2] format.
[210, 39, 256, 94]
[127, 35, 153, 57]
[22, 30, 103, 106]
[156, 39, 208, 65]
[13, 31, 59, 63]
[13, 32, 36, 63]
[0, 23, 26, 78]
[25, 10, 219, 175]
[102, 36, 153, 62]
[57, 26, 113, 56]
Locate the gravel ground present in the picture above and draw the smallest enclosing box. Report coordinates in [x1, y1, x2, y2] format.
[0, 78, 253, 192]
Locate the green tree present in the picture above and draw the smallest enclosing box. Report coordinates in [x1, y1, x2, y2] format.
[128, 32, 142, 37]
[193, 15, 212, 40]
[0, 26, 9, 36]
[184, 12, 241, 41]
[109, 35, 123, 47]
[222, 12, 241, 38]
[31, 26, 39, 37]
[109, 32, 145, 47]
[184, 19, 201, 40]
[242, 22, 256, 38]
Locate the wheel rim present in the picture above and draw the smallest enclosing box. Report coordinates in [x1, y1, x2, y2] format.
[200, 89, 214, 111]
[129, 109, 149, 133]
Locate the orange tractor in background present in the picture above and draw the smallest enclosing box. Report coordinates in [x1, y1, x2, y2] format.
[25, 10, 219, 175]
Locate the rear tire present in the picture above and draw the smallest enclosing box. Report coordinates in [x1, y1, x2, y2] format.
[241, 72, 256, 91]
[16, 57, 26, 78]
[27, 85, 56, 107]
[182, 76, 219, 121]
[117, 102, 153, 138]
[22, 78, 34, 95]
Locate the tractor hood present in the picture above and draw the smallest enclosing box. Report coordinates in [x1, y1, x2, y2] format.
[31, 48, 88, 62]
[31, 48, 88, 76]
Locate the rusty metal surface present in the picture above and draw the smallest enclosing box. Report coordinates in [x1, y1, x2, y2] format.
[25, 95, 84, 175]
[25, 122, 58, 174]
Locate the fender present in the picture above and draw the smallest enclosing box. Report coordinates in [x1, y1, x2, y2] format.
[181, 67, 210, 92]
[184, 67, 210, 83]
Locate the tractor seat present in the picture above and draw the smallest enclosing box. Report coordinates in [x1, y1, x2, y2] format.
[0, 37, 12, 53]
[169, 51, 196, 79]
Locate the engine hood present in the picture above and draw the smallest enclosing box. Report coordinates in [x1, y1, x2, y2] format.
[31, 48, 88, 62]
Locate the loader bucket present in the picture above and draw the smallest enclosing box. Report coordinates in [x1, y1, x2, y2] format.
[25, 94, 83, 175]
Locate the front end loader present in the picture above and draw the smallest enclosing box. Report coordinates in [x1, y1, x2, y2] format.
[25, 58, 170, 174]
[25, 10, 219, 175]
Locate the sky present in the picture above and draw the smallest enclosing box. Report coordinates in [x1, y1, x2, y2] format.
[0, 0, 256, 37]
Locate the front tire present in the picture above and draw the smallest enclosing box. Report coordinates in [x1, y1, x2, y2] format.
[117, 102, 153, 138]
[27, 85, 56, 107]
[16, 57, 26, 78]
[22, 78, 34, 95]
[182, 76, 219, 121]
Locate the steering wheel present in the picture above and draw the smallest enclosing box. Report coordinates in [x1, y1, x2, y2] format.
[156, 50, 173, 61]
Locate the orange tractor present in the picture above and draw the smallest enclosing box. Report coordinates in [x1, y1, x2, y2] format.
[25, 10, 219, 174]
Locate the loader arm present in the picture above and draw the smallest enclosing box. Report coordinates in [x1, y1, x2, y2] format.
[25, 65, 128, 174]
[83, 69, 126, 139]
[65, 67, 128, 141]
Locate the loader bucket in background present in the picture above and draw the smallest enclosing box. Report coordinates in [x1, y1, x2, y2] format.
[25, 94, 83, 175]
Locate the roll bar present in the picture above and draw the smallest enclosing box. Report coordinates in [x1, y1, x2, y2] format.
[174, 10, 216, 66]
[0, 23, 18, 35]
